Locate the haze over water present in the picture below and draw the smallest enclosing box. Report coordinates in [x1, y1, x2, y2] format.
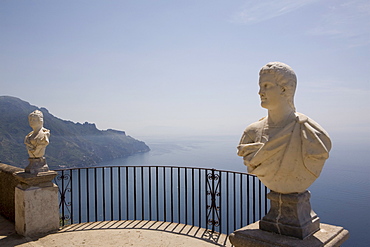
[101, 135, 370, 247]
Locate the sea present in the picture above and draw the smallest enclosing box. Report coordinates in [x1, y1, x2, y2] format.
[100, 135, 370, 247]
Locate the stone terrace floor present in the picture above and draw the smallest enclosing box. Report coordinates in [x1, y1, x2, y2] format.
[0, 215, 231, 246]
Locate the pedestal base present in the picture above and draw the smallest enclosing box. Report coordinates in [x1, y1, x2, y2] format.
[260, 190, 319, 239]
[229, 221, 349, 247]
[25, 157, 49, 174]
[14, 171, 59, 236]
[15, 171, 57, 188]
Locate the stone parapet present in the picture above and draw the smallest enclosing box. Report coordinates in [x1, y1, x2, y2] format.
[0, 163, 23, 221]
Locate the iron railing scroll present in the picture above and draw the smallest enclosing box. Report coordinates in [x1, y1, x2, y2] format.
[55, 169, 72, 226]
[206, 169, 221, 233]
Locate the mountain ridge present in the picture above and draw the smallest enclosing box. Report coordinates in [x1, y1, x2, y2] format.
[0, 96, 150, 169]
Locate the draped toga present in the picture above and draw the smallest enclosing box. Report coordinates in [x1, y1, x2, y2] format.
[237, 112, 331, 194]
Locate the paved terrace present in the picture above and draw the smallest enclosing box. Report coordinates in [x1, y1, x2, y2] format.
[0, 215, 231, 247]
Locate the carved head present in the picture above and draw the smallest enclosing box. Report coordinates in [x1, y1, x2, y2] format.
[28, 110, 44, 129]
[259, 62, 296, 111]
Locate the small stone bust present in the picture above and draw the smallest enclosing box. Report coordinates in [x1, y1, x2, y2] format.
[25, 110, 50, 158]
[24, 110, 50, 174]
[237, 62, 331, 194]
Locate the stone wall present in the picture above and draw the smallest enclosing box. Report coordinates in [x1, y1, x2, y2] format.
[0, 163, 23, 222]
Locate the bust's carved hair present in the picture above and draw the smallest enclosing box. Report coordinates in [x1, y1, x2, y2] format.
[29, 110, 44, 121]
[259, 62, 297, 110]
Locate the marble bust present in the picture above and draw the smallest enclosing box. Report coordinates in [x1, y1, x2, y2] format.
[237, 62, 331, 194]
[24, 110, 50, 174]
[25, 110, 50, 158]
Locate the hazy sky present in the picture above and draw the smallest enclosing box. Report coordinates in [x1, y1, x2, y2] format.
[1, 0, 369, 141]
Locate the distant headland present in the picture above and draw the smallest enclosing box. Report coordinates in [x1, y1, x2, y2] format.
[0, 96, 150, 169]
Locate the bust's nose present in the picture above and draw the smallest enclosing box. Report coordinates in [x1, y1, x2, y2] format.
[258, 88, 264, 96]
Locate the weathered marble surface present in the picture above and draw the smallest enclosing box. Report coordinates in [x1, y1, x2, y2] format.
[229, 221, 349, 247]
[259, 190, 319, 239]
[14, 170, 59, 237]
[24, 110, 50, 174]
[238, 62, 331, 194]
[15, 182, 59, 236]
[24, 110, 50, 158]
[15, 170, 57, 188]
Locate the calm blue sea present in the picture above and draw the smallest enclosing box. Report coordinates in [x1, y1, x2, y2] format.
[100, 135, 370, 246]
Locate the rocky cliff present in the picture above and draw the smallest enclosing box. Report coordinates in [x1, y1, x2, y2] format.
[0, 96, 150, 169]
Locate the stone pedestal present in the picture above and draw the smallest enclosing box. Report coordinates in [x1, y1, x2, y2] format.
[229, 190, 349, 246]
[260, 190, 319, 239]
[229, 221, 349, 247]
[25, 157, 49, 174]
[14, 171, 59, 236]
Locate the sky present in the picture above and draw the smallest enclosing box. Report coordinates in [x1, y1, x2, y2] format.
[1, 0, 369, 142]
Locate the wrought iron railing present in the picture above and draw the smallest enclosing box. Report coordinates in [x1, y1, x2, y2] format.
[54, 166, 268, 235]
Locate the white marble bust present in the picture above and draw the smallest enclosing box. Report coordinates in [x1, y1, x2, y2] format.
[24, 110, 50, 158]
[237, 62, 331, 194]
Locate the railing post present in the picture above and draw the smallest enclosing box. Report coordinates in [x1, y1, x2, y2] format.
[55, 170, 72, 226]
[206, 168, 220, 233]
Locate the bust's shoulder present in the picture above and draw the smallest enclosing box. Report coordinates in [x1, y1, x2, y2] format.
[295, 112, 308, 123]
[244, 116, 266, 133]
[41, 127, 50, 133]
[295, 112, 330, 135]
[240, 117, 266, 143]
[295, 112, 331, 151]
[40, 127, 50, 139]
[295, 112, 319, 126]
[26, 131, 33, 136]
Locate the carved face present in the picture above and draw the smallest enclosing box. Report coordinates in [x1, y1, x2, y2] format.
[258, 73, 287, 110]
[29, 115, 43, 129]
